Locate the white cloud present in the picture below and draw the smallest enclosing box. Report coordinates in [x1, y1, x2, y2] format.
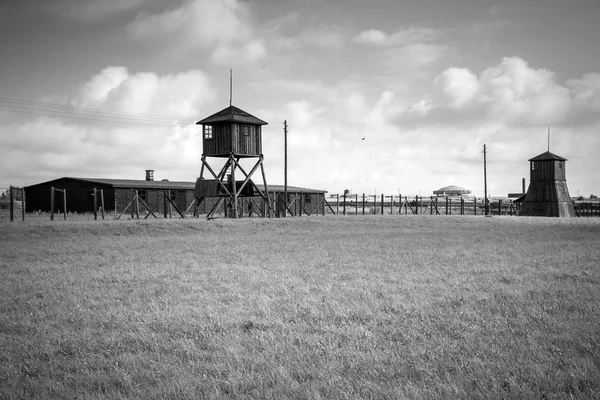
[383, 43, 446, 70]
[433, 57, 571, 126]
[0, 66, 216, 185]
[435, 68, 479, 109]
[127, 0, 265, 65]
[70, 67, 215, 117]
[353, 27, 443, 47]
[568, 73, 600, 112]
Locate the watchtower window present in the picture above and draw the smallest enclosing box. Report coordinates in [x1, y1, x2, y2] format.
[558, 162, 563, 170]
[203, 125, 213, 139]
[242, 125, 250, 136]
[531, 162, 536, 171]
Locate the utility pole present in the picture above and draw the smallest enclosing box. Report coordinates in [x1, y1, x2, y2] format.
[483, 144, 488, 215]
[284, 120, 288, 218]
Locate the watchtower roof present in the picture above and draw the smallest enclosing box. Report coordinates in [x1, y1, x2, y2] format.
[197, 105, 268, 125]
[528, 151, 567, 162]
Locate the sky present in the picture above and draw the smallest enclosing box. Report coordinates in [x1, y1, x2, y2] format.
[1, 0, 599, 198]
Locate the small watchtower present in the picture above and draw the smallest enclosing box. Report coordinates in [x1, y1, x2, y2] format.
[199, 105, 267, 157]
[521, 151, 576, 217]
[194, 105, 274, 218]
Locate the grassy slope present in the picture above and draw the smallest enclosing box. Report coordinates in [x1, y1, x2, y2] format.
[1, 216, 599, 399]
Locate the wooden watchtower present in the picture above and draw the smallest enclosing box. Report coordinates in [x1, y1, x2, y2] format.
[521, 151, 576, 217]
[194, 105, 274, 218]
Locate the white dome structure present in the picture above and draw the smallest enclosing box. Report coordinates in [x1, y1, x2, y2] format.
[433, 185, 471, 196]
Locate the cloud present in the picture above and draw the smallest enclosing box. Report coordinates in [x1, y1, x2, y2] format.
[127, 0, 265, 65]
[70, 66, 215, 117]
[435, 68, 479, 109]
[353, 27, 443, 47]
[433, 57, 571, 126]
[0, 66, 217, 185]
[41, 0, 147, 23]
[568, 73, 600, 112]
[383, 43, 446, 70]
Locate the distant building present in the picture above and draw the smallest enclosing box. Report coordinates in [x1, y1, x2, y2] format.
[433, 185, 471, 196]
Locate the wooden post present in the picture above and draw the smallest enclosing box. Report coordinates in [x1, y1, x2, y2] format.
[430, 196, 433, 215]
[362, 193, 365, 215]
[61, 189, 66, 220]
[415, 195, 419, 215]
[449, 198, 452, 215]
[9, 186, 14, 222]
[231, 155, 238, 219]
[343, 192, 346, 215]
[21, 187, 25, 221]
[130, 190, 135, 219]
[168, 190, 172, 218]
[474, 197, 477, 215]
[100, 189, 105, 220]
[498, 199, 502, 215]
[284, 120, 288, 218]
[50, 187, 55, 221]
[461, 198, 464, 215]
[390, 196, 394, 215]
[445, 197, 449, 215]
[355, 194, 358, 215]
[380, 194, 384, 215]
[294, 193, 298, 217]
[300, 192, 303, 217]
[93, 188, 98, 220]
[336, 194, 339, 215]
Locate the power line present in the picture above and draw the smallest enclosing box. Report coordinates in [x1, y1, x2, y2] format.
[0, 96, 534, 157]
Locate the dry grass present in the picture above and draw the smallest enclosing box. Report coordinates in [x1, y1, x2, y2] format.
[1, 215, 599, 399]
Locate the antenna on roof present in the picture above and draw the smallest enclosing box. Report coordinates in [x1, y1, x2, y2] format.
[547, 126, 550, 152]
[229, 69, 232, 107]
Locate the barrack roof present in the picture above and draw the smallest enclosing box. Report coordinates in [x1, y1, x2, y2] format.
[528, 151, 567, 162]
[197, 105, 268, 125]
[25, 177, 325, 193]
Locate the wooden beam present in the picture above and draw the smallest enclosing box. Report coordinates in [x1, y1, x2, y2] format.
[93, 188, 98, 220]
[206, 197, 225, 219]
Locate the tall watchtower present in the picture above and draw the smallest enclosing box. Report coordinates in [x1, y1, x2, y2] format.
[194, 105, 273, 218]
[521, 151, 575, 217]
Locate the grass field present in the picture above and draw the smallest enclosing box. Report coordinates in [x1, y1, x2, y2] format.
[1, 215, 599, 399]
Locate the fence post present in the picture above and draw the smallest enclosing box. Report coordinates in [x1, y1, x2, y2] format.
[498, 199, 502, 215]
[336, 194, 339, 215]
[300, 192, 303, 217]
[100, 189, 105, 220]
[391, 196, 394, 215]
[130, 190, 135, 219]
[163, 190, 167, 218]
[461, 198, 464, 215]
[21, 187, 25, 221]
[343, 192, 346, 215]
[50, 187, 55, 221]
[63, 190, 67, 220]
[381, 194, 384, 215]
[445, 197, 448, 215]
[362, 193, 365, 215]
[415, 195, 419, 215]
[9, 186, 14, 222]
[355, 194, 358, 215]
[449, 198, 452, 215]
[474, 197, 477, 215]
[93, 188, 98, 220]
